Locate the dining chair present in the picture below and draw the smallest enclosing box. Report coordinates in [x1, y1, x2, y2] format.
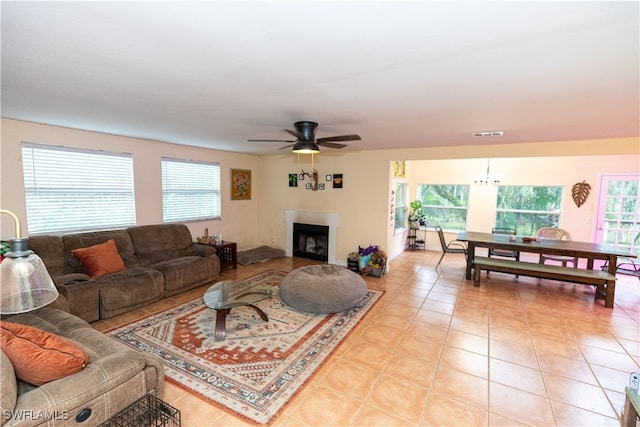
[488, 227, 520, 277]
[600, 231, 640, 280]
[488, 227, 520, 261]
[435, 225, 467, 269]
[535, 227, 578, 267]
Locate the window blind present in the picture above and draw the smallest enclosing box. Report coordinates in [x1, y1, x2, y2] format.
[21, 142, 136, 234]
[161, 157, 221, 222]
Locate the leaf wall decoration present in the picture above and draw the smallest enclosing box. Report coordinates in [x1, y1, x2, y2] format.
[572, 180, 591, 208]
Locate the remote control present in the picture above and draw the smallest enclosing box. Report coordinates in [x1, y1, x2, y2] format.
[630, 372, 640, 391]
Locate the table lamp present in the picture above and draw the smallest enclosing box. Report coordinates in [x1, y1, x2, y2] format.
[0, 209, 58, 314]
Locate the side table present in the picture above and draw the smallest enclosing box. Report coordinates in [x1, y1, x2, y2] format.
[213, 241, 237, 270]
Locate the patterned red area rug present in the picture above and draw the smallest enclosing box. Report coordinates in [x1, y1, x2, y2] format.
[108, 270, 382, 424]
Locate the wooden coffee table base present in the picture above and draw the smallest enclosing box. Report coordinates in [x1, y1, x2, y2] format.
[214, 305, 269, 341]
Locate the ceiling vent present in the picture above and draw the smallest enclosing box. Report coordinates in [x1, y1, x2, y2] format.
[473, 131, 504, 137]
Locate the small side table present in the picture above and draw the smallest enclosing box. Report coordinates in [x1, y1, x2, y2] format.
[213, 241, 237, 270]
[622, 386, 640, 427]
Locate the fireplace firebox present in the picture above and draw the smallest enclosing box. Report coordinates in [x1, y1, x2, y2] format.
[293, 223, 329, 262]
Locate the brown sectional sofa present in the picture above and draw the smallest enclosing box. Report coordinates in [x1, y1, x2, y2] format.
[1, 302, 165, 426]
[28, 223, 221, 322]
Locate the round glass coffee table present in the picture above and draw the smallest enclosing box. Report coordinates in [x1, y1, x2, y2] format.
[203, 281, 273, 341]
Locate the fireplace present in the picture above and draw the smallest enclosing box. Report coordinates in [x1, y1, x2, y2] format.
[293, 223, 329, 262]
[285, 210, 340, 265]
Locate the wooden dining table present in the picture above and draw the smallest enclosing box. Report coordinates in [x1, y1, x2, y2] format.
[457, 231, 635, 281]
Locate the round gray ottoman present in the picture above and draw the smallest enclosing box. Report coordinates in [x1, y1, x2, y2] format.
[280, 265, 368, 314]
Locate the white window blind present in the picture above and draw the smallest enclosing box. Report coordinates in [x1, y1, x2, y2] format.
[161, 157, 221, 222]
[21, 142, 136, 234]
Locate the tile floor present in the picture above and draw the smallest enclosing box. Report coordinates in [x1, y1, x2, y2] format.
[93, 250, 640, 426]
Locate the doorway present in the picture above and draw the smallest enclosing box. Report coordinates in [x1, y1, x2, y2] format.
[594, 174, 639, 252]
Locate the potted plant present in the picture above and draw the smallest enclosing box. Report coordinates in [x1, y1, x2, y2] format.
[408, 200, 424, 229]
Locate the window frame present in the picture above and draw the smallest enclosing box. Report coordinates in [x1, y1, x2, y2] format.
[21, 142, 136, 234]
[161, 157, 221, 223]
[417, 184, 470, 231]
[495, 185, 564, 235]
[394, 182, 408, 232]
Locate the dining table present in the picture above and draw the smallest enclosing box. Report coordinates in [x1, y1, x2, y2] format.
[457, 231, 635, 281]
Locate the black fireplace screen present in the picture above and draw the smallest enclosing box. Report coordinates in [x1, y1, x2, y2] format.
[293, 223, 329, 262]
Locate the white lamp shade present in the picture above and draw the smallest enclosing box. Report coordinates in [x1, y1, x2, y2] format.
[0, 253, 59, 314]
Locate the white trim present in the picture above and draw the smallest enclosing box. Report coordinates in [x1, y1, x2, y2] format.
[285, 210, 339, 265]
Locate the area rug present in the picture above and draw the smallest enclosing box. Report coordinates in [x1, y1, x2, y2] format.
[108, 270, 382, 424]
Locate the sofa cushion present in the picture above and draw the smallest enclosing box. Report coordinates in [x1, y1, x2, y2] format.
[63, 230, 140, 272]
[28, 235, 74, 278]
[151, 256, 219, 296]
[97, 267, 165, 318]
[128, 224, 194, 266]
[0, 321, 89, 386]
[71, 239, 127, 278]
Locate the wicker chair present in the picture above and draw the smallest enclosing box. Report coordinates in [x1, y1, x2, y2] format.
[535, 227, 578, 267]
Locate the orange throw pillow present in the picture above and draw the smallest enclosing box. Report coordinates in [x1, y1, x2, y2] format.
[0, 321, 90, 386]
[71, 239, 126, 278]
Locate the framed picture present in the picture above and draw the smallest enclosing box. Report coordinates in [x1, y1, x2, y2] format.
[332, 173, 343, 189]
[289, 173, 298, 187]
[230, 169, 251, 200]
[319, 183, 325, 190]
[393, 161, 406, 178]
[305, 183, 311, 190]
[326, 174, 332, 181]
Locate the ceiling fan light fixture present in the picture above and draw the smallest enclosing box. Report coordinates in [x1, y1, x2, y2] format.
[292, 140, 320, 154]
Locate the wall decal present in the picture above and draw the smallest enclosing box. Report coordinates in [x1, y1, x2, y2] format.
[572, 180, 591, 207]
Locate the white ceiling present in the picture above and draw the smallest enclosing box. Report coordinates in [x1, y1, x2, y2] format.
[2, 1, 638, 155]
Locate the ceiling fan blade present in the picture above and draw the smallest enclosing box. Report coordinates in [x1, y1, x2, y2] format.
[317, 141, 347, 149]
[248, 139, 296, 143]
[284, 129, 303, 139]
[317, 134, 361, 143]
[277, 145, 294, 150]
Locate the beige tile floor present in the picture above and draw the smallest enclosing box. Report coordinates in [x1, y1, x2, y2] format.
[93, 250, 640, 426]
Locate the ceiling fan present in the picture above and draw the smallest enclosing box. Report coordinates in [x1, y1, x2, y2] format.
[248, 121, 361, 153]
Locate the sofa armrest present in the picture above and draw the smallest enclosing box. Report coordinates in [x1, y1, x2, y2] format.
[56, 278, 100, 323]
[186, 243, 217, 258]
[11, 351, 149, 419]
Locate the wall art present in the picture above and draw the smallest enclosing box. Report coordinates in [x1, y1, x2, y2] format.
[332, 173, 343, 188]
[289, 173, 298, 187]
[230, 169, 251, 200]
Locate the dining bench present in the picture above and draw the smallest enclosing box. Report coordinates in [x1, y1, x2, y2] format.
[472, 256, 617, 308]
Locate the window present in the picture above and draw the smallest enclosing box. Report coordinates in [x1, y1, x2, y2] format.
[417, 184, 469, 231]
[22, 142, 135, 234]
[496, 186, 563, 235]
[162, 158, 220, 222]
[394, 182, 407, 230]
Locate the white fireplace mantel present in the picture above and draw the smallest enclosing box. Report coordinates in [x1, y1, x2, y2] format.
[285, 210, 339, 265]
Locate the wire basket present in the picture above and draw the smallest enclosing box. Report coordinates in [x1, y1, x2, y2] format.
[99, 394, 180, 427]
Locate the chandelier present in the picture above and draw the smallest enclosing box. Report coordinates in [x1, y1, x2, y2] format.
[473, 159, 501, 185]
